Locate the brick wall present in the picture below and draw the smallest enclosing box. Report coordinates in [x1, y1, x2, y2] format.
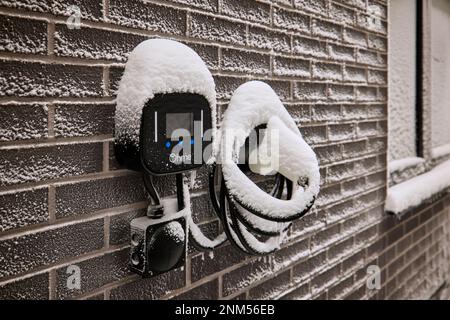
[0, 0, 449, 300]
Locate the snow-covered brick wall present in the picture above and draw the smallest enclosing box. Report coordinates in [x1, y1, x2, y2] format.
[0, 0, 449, 301]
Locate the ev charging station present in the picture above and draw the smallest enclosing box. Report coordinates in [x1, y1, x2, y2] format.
[115, 39, 320, 278]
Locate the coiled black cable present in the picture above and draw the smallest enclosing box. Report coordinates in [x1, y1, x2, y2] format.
[208, 163, 315, 255]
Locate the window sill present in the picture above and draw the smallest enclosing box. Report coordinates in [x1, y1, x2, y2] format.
[431, 143, 450, 161]
[388, 157, 426, 187]
[385, 159, 450, 216]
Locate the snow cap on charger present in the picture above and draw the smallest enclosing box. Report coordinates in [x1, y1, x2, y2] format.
[115, 39, 216, 149]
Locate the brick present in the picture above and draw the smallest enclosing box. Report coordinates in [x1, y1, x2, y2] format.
[0, 273, 49, 300]
[0, 104, 48, 141]
[328, 44, 355, 62]
[342, 211, 368, 234]
[274, 57, 310, 78]
[311, 104, 341, 122]
[55, 249, 131, 299]
[326, 199, 358, 224]
[342, 140, 368, 157]
[293, 251, 327, 282]
[85, 293, 105, 300]
[221, 48, 270, 75]
[328, 162, 355, 183]
[329, 3, 355, 25]
[222, 258, 272, 296]
[328, 236, 355, 261]
[0, 15, 47, 54]
[300, 125, 327, 144]
[396, 235, 412, 256]
[221, 0, 271, 25]
[0, 60, 103, 97]
[263, 80, 291, 101]
[328, 275, 354, 299]
[172, 279, 219, 300]
[367, 137, 386, 153]
[342, 104, 386, 120]
[342, 249, 365, 271]
[279, 283, 310, 299]
[293, 36, 328, 58]
[356, 86, 378, 101]
[355, 224, 377, 245]
[248, 26, 291, 52]
[344, 283, 366, 299]
[191, 245, 246, 283]
[342, 177, 367, 198]
[214, 75, 246, 100]
[249, 270, 291, 299]
[368, 70, 387, 84]
[329, 85, 355, 101]
[368, 34, 387, 51]
[368, 1, 387, 19]
[294, 82, 327, 101]
[168, 0, 218, 12]
[338, 0, 366, 10]
[344, 66, 367, 83]
[355, 156, 379, 174]
[110, 267, 185, 299]
[0, 143, 103, 186]
[191, 193, 217, 224]
[328, 123, 355, 141]
[153, 174, 178, 197]
[272, 239, 310, 271]
[108, 66, 124, 96]
[108, 0, 186, 35]
[1, 0, 103, 21]
[311, 264, 341, 293]
[294, 0, 327, 15]
[313, 20, 342, 41]
[0, 219, 104, 278]
[311, 224, 342, 250]
[2, 1, 50, 12]
[357, 49, 384, 66]
[343, 28, 367, 47]
[231, 293, 247, 300]
[109, 209, 146, 246]
[286, 104, 311, 123]
[0, 187, 48, 232]
[314, 144, 343, 164]
[54, 25, 148, 62]
[273, 7, 310, 33]
[356, 13, 387, 34]
[273, 0, 293, 6]
[316, 184, 342, 207]
[357, 121, 379, 137]
[312, 62, 342, 81]
[419, 208, 434, 224]
[55, 174, 145, 218]
[190, 13, 246, 45]
[187, 43, 219, 70]
[54, 103, 114, 137]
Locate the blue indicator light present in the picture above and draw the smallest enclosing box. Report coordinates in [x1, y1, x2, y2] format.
[190, 138, 194, 145]
[165, 141, 171, 149]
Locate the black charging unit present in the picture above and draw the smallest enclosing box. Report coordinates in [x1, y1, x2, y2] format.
[116, 92, 212, 277]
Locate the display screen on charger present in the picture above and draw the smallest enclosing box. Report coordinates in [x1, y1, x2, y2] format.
[166, 113, 194, 139]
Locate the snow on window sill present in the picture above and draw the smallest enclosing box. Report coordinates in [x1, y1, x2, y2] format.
[385, 159, 450, 216]
[389, 157, 426, 187]
[431, 144, 450, 161]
